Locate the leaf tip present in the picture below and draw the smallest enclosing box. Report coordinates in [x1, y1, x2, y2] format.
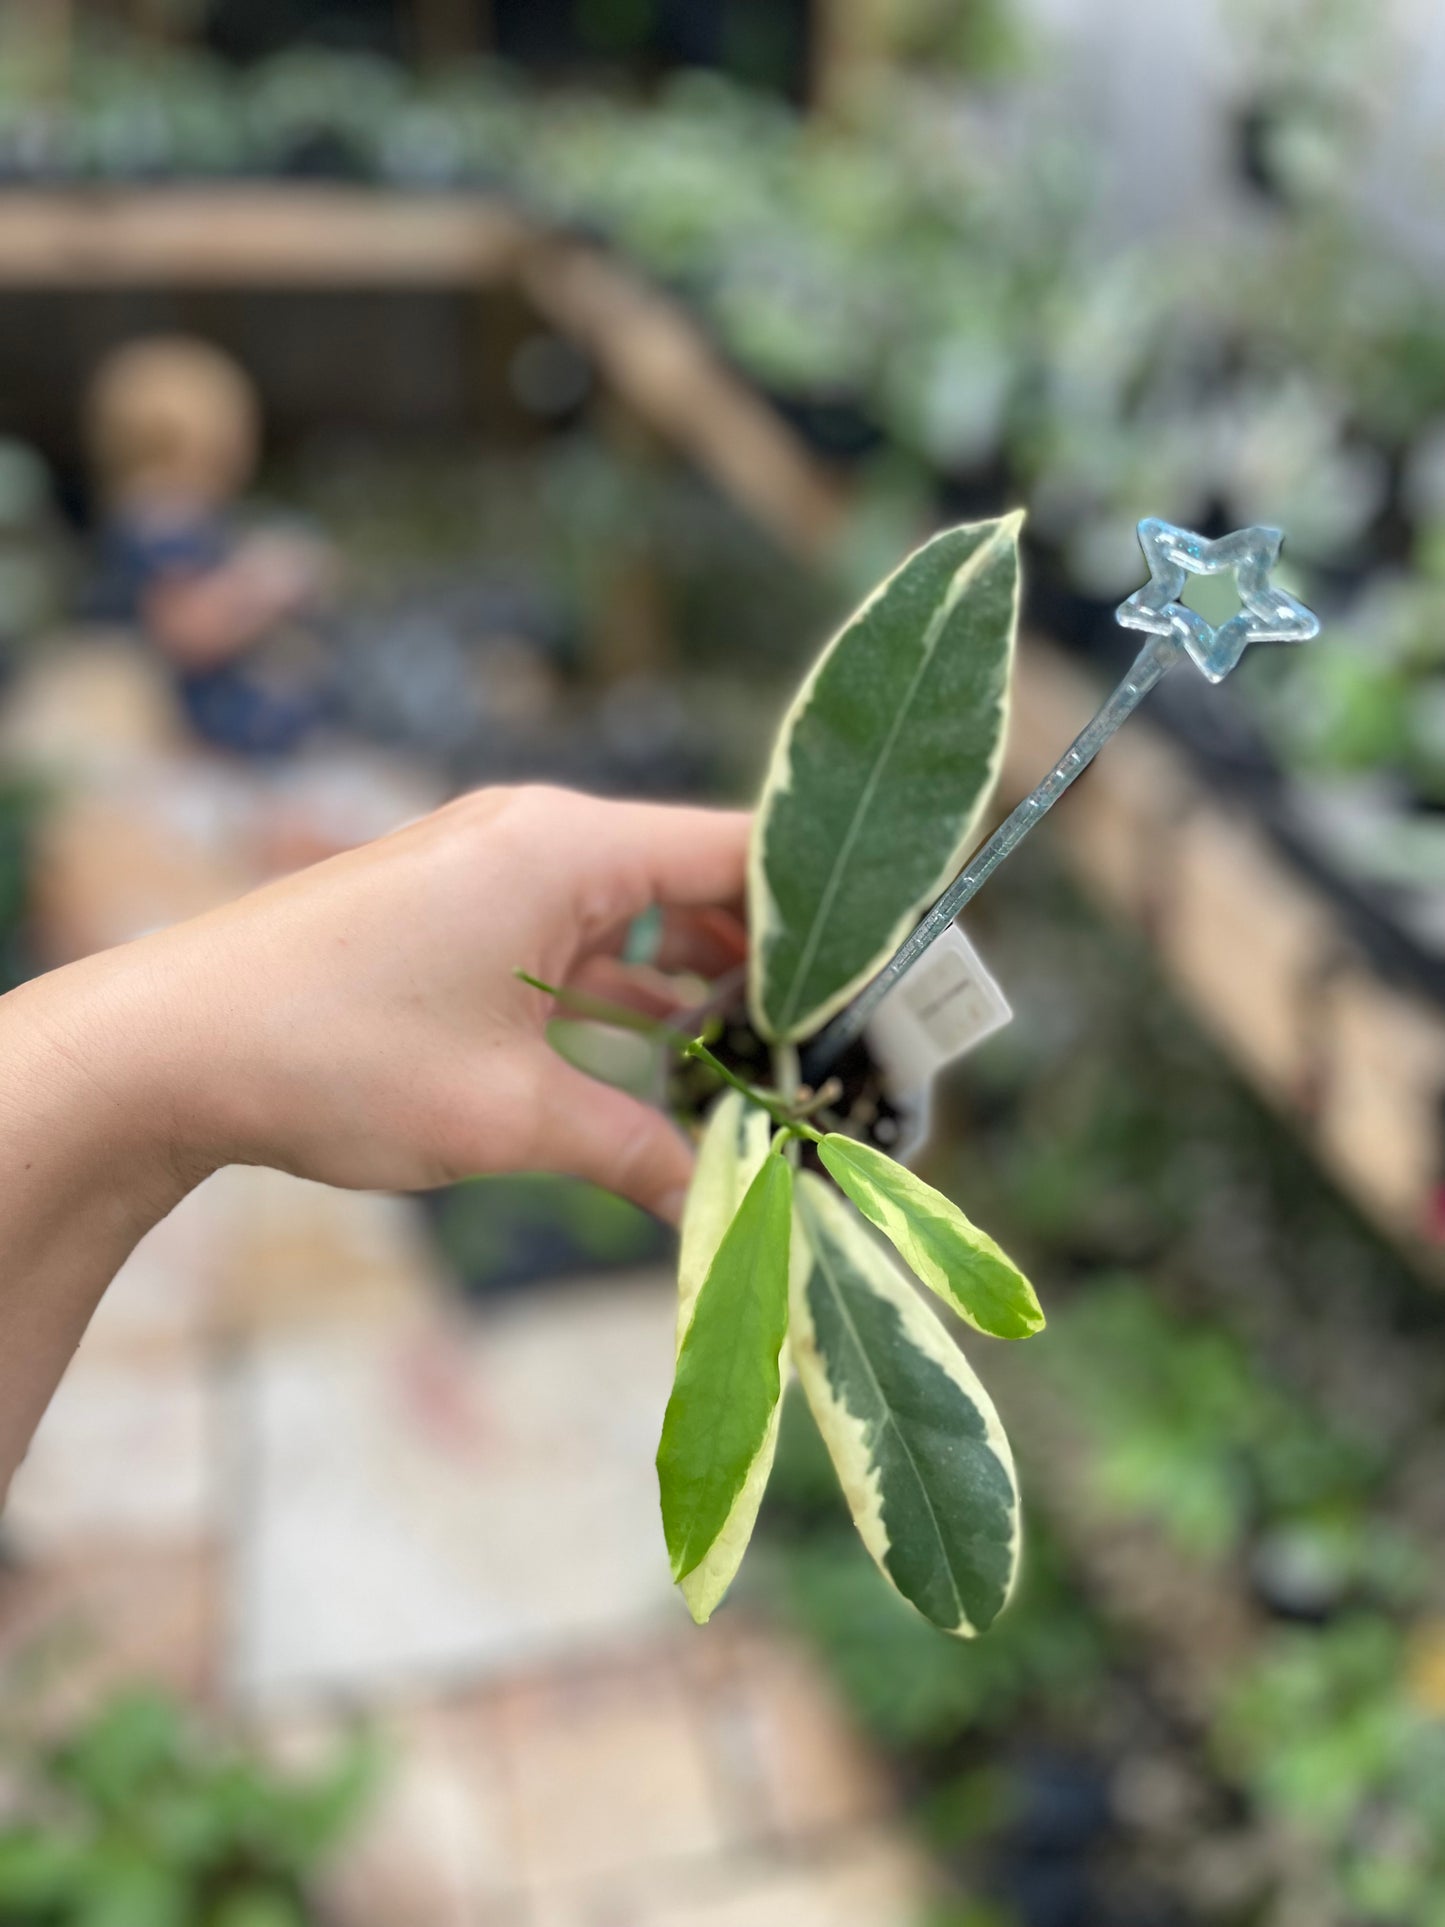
[680, 1586, 714, 1627]
[1016, 1278, 1046, 1337]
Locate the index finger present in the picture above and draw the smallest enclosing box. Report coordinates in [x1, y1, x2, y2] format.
[603, 799, 751, 909]
[488, 788, 751, 946]
[536, 795, 749, 932]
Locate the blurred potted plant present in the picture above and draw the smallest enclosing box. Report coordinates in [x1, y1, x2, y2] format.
[0, 1688, 374, 1927]
[1218, 1614, 1445, 1923]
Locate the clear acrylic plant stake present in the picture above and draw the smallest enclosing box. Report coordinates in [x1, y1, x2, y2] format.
[804, 518, 1321, 1084]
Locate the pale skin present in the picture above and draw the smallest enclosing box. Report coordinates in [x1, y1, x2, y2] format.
[0, 786, 750, 1498]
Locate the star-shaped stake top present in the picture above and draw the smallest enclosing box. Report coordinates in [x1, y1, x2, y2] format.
[1115, 517, 1320, 683]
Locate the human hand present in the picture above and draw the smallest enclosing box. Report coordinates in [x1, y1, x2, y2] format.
[2, 785, 751, 1488]
[79, 785, 750, 1219]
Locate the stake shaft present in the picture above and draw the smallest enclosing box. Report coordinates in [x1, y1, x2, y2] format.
[803, 632, 1182, 1081]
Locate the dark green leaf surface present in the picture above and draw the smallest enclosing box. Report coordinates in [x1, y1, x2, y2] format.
[750, 514, 1021, 1043]
[819, 1135, 1043, 1339]
[790, 1175, 1019, 1635]
[657, 1153, 794, 1583]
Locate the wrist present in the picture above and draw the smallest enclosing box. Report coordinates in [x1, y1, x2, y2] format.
[0, 946, 216, 1235]
[0, 947, 213, 1492]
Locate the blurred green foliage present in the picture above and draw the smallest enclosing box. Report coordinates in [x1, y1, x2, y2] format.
[283, 433, 841, 677]
[430, 1170, 667, 1292]
[760, 841, 1445, 1916]
[0, 1690, 375, 1927]
[16, 21, 1445, 863]
[0, 777, 40, 992]
[1040, 1277, 1384, 1564]
[1219, 1618, 1445, 1925]
[766, 1390, 1110, 1751]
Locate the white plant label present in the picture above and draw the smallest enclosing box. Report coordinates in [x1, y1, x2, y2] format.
[867, 921, 1012, 1092]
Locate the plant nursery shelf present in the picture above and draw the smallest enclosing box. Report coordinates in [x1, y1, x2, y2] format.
[984, 1345, 1258, 1728]
[0, 186, 529, 285]
[0, 186, 844, 556]
[981, 1343, 1344, 1924]
[6, 186, 1442, 1266]
[1001, 639, 1445, 1275]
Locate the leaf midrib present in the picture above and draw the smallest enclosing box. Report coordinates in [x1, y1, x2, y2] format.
[772, 525, 1007, 1035]
[802, 1199, 966, 1629]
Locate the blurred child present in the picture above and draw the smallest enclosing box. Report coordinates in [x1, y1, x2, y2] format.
[85, 335, 336, 757]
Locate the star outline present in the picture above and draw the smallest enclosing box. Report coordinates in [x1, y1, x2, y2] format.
[1115, 516, 1321, 683]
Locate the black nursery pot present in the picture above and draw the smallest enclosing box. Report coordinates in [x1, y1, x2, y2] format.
[757, 385, 885, 465]
[667, 1000, 933, 1165]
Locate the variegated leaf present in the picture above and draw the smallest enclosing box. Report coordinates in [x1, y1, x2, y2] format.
[676, 1090, 772, 1344]
[818, 1134, 1043, 1339]
[789, 1174, 1020, 1636]
[674, 1091, 777, 1623]
[657, 1153, 793, 1589]
[749, 514, 1022, 1044]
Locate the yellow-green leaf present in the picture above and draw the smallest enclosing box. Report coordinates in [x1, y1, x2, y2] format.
[657, 1153, 793, 1586]
[676, 1090, 772, 1345]
[749, 514, 1022, 1044]
[818, 1135, 1043, 1340]
[673, 1091, 778, 1623]
[789, 1174, 1020, 1636]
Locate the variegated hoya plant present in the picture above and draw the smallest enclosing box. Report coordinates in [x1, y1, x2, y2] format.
[531, 512, 1044, 1637]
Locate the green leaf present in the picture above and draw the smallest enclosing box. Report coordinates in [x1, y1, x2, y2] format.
[789, 1174, 1019, 1636]
[817, 1135, 1043, 1339]
[749, 514, 1022, 1044]
[676, 1090, 773, 1343]
[657, 1151, 793, 1588]
[674, 1090, 779, 1622]
[54, 1689, 187, 1814]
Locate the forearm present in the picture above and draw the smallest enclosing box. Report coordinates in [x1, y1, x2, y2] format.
[0, 953, 205, 1496]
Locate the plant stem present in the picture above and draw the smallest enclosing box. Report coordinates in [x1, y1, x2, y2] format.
[514, 969, 696, 1051]
[792, 1076, 843, 1119]
[519, 968, 824, 1140]
[682, 1039, 821, 1140]
[677, 961, 747, 1030]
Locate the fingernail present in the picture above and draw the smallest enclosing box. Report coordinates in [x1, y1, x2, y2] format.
[658, 1187, 689, 1228]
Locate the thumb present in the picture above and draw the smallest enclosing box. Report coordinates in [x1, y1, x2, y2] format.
[527, 1058, 694, 1225]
